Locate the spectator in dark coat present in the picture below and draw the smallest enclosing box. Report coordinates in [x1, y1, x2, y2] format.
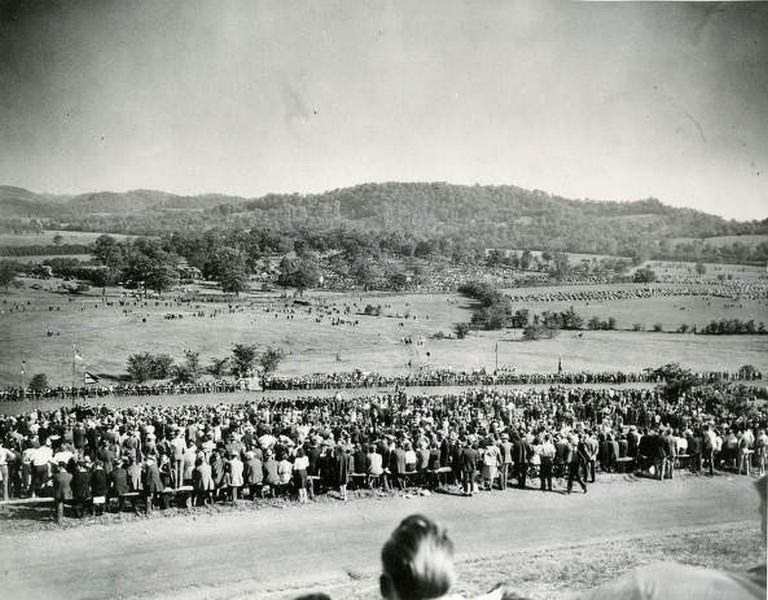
[142, 456, 164, 514]
[389, 444, 407, 490]
[52, 462, 72, 522]
[110, 459, 130, 512]
[71, 461, 92, 518]
[460, 440, 479, 496]
[90, 460, 108, 515]
[513, 436, 532, 489]
[335, 444, 351, 501]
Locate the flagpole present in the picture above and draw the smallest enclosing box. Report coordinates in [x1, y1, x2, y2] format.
[72, 345, 76, 406]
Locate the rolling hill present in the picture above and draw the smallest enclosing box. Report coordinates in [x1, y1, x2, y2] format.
[1, 182, 766, 258]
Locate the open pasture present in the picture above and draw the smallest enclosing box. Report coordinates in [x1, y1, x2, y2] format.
[2, 283, 768, 387]
[671, 234, 768, 248]
[505, 294, 768, 332]
[638, 259, 766, 281]
[7, 254, 93, 264]
[0, 229, 135, 247]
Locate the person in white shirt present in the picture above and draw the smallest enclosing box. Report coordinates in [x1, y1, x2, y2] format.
[31, 438, 54, 497]
[0, 441, 16, 500]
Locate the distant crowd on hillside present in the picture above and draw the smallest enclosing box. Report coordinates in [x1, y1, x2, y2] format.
[0, 383, 765, 520]
[505, 281, 768, 303]
[0, 367, 763, 402]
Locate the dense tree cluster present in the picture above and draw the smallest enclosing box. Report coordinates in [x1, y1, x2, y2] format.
[126, 345, 285, 384]
[698, 319, 766, 335]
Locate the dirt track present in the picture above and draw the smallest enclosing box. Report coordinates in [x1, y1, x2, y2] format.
[0, 474, 760, 599]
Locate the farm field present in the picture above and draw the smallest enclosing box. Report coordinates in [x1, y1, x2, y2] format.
[7, 254, 93, 264]
[638, 259, 766, 281]
[0, 229, 135, 247]
[2, 281, 768, 387]
[671, 234, 768, 248]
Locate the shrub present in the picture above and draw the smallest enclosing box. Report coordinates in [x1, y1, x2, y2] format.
[29, 373, 48, 391]
[454, 322, 471, 339]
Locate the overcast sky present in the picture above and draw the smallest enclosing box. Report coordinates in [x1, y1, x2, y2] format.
[0, 0, 766, 219]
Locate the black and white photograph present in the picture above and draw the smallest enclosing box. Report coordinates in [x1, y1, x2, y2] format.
[0, 1, 766, 598]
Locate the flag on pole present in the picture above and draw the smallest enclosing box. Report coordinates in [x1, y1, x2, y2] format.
[74, 346, 84, 361]
[83, 371, 99, 385]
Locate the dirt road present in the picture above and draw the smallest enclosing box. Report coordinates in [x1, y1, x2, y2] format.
[0, 475, 760, 599]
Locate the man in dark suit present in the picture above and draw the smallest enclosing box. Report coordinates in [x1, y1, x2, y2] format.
[52, 462, 72, 522]
[566, 436, 588, 494]
[498, 433, 513, 490]
[513, 434, 532, 489]
[110, 459, 131, 513]
[142, 456, 164, 514]
[389, 443, 407, 490]
[460, 439, 479, 496]
[71, 460, 92, 518]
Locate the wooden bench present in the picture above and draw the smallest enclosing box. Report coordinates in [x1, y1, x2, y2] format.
[615, 457, 636, 473]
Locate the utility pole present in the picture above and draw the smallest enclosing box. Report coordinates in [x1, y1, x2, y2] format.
[72, 345, 76, 406]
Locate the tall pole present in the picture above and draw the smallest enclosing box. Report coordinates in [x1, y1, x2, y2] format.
[72, 345, 76, 406]
[495, 341, 499, 372]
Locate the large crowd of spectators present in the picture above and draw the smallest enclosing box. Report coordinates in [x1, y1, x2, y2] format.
[0, 383, 765, 520]
[505, 281, 768, 303]
[1, 368, 762, 402]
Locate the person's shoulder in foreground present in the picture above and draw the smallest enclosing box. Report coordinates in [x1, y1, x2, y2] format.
[575, 474, 767, 600]
[572, 561, 764, 600]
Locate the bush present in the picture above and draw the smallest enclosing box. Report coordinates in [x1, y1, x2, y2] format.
[29, 373, 48, 391]
[522, 323, 558, 341]
[454, 322, 471, 339]
[652, 323, 664, 332]
[127, 352, 175, 382]
[632, 323, 645, 331]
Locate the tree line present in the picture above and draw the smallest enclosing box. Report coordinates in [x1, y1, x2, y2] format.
[126, 345, 285, 384]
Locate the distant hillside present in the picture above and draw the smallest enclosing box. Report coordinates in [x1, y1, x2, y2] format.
[1, 181, 766, 260]
[0, 186, 60, 218]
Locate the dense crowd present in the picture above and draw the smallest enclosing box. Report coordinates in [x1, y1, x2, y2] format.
[506, 281, 768, 303]
[0, 383, 766, 520]
[1, 368, 763, 402]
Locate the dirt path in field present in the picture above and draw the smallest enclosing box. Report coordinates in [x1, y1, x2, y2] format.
[0, 474, 761, 600]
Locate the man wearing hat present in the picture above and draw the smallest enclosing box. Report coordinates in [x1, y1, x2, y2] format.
[142, 455, 164, 514]
[52, 461, 72, 522]
[498, 433, 513, 491]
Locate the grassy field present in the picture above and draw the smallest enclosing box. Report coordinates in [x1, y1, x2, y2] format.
[501, 293, 768, 332]
[2, 281, 768, 387]
[0, 230, 135, 247]
[7, 254, 93, 264]
[638, 259, 766, 281]
[672, 234, 768, 248]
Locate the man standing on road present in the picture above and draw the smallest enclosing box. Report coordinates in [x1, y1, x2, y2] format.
[513, 433, 532, 489]
[584, 431, 599, 483]
[567, 435, 588, 494]
[539, 433, 555, 492]
[703, 424, 717, 476]
[498, 433, 513, 491]
[52, 461, 72, 522]
[0, 439, 16, 501]
[461, 438, 479, 497]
